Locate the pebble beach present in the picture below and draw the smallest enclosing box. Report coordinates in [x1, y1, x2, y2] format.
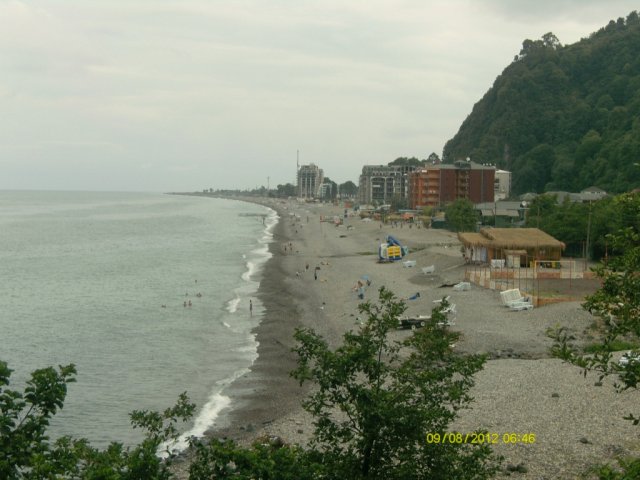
[179, 198, 639, 479]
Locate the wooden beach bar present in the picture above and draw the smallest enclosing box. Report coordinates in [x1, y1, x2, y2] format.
[458, 228, 565, 266]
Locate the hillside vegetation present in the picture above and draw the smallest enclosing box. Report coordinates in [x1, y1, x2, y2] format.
[443, 11, 640, 195]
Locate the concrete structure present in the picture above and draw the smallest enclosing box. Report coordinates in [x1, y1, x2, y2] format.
[494, 169, 512, 200]
[580, 186, 607, 202]
[408, 160, 496, 209]
[358, 164, 415, 205]
[319, 182, 332, 199]
[476, 201, 525, 227]
[522, 187, 608, 204]
[297, 163, 324, 199]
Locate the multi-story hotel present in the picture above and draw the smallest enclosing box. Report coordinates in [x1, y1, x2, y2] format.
[408, 161, 497, 209]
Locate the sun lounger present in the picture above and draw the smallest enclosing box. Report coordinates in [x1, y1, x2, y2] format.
[433, 295, 451, 305]
[500, 289, 526, 307]
[437, 319, 456, 327]
[436, 304, 457, 325]
[619, 351, 640, 366]
[509, 301, 533, 311]
[453, 282, 471, 291]
[442, 303, 457, 315]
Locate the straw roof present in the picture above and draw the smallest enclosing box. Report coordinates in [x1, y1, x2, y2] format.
[458, 228, 565, 249]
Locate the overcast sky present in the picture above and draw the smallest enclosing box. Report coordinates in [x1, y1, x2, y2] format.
[1, 1, 637, 192]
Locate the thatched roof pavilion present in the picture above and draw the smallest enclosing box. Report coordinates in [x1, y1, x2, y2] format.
[458, 228, 565, 264]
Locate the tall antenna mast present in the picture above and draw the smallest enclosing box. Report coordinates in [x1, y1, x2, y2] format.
[296, 150, 300, 196]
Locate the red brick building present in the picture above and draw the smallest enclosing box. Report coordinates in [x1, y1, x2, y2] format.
[408, 160, 495, 209]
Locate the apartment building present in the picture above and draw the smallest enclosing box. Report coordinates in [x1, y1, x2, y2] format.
[357, 164, 416, 205]
[408, 160, 496, 209]
[297, 163, 324, 199]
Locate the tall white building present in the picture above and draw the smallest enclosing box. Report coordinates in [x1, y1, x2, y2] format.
[494, 169, 512, 200]
[297, 163, 324, 199]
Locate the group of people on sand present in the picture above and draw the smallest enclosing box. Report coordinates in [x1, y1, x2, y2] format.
[282, 241, 297, 254]
[293, 262, 328, 281]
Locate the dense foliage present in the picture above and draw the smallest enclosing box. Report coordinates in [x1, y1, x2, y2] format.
[0, 361, 195, 479]
[339, 180, 358, 197]
[445, 199, 478, 232]
[524, 191, 640, 259]
[443, 11, 640, 195]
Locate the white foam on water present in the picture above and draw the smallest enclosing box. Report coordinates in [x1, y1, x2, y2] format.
[241, 260, 258, 282]
[162, 361, 257, 456]
[226, 295, 241, 313]
[160, 391, 231, 456]
[235, 344, 257, 353]
[164, 205, 277, 456]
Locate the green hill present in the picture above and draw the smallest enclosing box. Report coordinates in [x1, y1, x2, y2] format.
[442, 11, 640, 195]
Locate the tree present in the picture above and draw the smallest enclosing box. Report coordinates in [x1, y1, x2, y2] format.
[276, 183, 297, 198]
[0, 361, 195, 479]
[541, 32, 562, 49]
[0, 362, 78, 478]
[388, 157, 421, 168]
[390, 194, 408, 212]
[289, 288, 499, 479]
[427, 152, 441, 164]
[445, 199, 478, 232]
[322, 177, 338, 201]
[339, 181, 358, 198]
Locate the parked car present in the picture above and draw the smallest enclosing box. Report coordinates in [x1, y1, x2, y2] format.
[398, 315, 430, 330]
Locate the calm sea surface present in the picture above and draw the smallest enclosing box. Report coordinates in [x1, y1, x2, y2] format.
[0, 191, 276, 448]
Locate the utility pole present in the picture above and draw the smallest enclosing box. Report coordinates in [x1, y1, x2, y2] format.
[494, 200, 497, 227]
[585, 201, 593, 262]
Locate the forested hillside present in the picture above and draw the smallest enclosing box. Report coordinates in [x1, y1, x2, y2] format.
[443, 11, 640, 195]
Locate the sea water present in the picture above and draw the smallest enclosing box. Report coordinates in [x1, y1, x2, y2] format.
[0, 191, 276, 448]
